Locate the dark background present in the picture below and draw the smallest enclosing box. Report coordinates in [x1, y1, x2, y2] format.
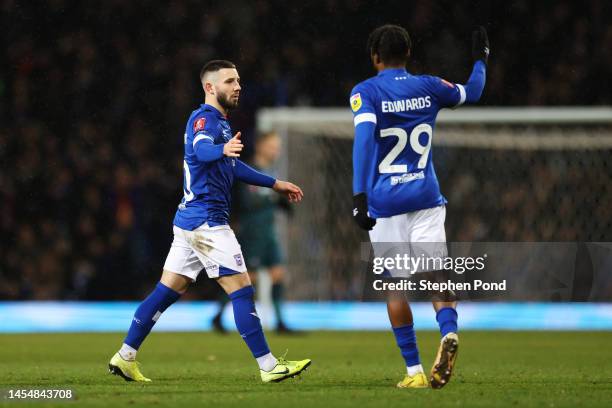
[1, 0, 611, 300]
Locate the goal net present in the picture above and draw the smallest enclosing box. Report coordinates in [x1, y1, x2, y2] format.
[256, 107, 612, 300]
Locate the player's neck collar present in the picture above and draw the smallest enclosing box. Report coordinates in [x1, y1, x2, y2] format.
[202, 103, 226, 119]
[378, 67, 409, 76]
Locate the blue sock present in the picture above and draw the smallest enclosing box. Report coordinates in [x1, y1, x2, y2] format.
[436, 307, 458, 337]
[229, 286, 270, 358]
[124, 282, 181, 349]
[392, 324, 421, 367]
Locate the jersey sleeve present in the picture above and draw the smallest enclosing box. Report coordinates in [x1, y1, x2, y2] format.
[234, 160, 276, 187]
[191, 114, 218, 147]
[350, 83, 377, 127]
[425, 76, 466, 109]
[191, 114, 224, 162]
[350, 83, 378, 195]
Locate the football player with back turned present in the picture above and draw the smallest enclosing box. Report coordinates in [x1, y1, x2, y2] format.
[350, 25, 489, 388]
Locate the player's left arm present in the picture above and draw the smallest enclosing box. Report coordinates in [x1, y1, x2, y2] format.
[462, 26, 490, 102]
[234, 160, 303, 203]
[430, 26, 489, 108]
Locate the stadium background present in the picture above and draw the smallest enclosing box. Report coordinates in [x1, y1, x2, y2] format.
[1, 0, 612, 332]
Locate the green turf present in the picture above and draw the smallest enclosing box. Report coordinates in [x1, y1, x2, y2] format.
[1, 331, 611, 407]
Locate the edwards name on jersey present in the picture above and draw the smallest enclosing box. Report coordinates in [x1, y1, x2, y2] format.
[350, 68, 466, 218]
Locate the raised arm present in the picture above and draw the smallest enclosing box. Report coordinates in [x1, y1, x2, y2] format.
[463, 26, 489, 103]
[427, 26, 489, 108]
[462, 61, 487, 103]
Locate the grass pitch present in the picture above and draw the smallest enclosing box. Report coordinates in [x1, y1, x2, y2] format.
[1, 331, 611, 407]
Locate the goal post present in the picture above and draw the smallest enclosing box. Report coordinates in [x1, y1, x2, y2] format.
[256, 107, 612, 300]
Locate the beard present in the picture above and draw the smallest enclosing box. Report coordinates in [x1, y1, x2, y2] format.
[217, 91, 239, 111]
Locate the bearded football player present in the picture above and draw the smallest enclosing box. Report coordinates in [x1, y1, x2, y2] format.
[109, 60, 311, 383]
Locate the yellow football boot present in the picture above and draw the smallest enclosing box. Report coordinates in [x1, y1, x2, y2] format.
[260, 356, 311, 383]
[108, 352, 152, 382]
[397, 372, 429, 388]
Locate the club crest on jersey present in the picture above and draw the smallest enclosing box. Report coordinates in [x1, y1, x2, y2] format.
[234, 254, 243, 266]
[193, 117, 206, 133]
[350, 93, 362, 112]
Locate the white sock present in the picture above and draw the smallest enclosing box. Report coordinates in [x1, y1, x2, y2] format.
[407, 364, 424, 376]
[119, 343, 137, 361]
[256, 352, 278, 372]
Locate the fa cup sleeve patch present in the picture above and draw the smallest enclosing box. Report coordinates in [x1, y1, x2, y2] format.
[440, 78, 455, 88]
[193, 117, 207, 133]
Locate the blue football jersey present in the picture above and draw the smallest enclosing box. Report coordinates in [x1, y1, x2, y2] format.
[173, 104, 235, 230]
[350, 68, 467, 218]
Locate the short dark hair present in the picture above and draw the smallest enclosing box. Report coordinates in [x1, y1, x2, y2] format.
[367, 25, 411, 65]
[200, 60, 236, 81]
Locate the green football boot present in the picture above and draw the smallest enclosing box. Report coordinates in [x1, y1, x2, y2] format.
[108, 352, 152, 382]
[260, 356, 311, 383]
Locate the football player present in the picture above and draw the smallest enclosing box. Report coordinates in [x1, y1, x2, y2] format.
[109, 60, 311, 383]
[350, 25, 488, 388]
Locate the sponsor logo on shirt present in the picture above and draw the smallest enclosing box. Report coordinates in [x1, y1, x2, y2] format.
[350, 93, 362, 112]
[390, 171, 425, 186]
[382, 96, 431, 113]
[222, 129, 231, 141]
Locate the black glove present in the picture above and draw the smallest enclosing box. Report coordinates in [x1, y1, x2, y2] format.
[472, 26, 490, 65]
[352, 193, 376, 231]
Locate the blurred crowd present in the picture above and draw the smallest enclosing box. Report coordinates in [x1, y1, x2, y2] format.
[1, 0, 611, 299]
[440, 147, 612, 242]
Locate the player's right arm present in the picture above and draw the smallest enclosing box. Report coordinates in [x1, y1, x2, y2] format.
[222, 132, 243, 158]
[192, 118, 243, 162]
[350, 84, 377, 231]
